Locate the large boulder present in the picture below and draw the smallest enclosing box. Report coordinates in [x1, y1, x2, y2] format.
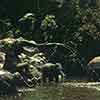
[0, 70, 18, 94]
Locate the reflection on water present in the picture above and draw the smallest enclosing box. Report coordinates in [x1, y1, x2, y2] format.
[0, 84, 100, 100]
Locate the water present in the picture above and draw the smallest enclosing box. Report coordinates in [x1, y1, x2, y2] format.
[0, 84, 100, 100]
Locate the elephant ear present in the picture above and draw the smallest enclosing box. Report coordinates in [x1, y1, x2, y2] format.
[29, 66, 41, 78]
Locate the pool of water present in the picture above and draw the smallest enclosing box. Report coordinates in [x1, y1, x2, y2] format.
[0, 84, 100, 100]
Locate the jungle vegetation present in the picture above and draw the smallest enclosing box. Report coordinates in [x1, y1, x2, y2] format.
[0, 0, 100, 79]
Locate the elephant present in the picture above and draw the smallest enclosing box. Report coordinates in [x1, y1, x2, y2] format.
[37, 62, 65, 83]
[17, 47, 46, 87]
[87, 56, 100, 81]
[0, 37, 67, 85]
[16, 61, 42, 87]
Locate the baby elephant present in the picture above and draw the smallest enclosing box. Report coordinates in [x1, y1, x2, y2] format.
[38, 63, 65, 83]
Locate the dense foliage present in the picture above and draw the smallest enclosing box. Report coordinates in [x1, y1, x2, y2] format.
[0, 0, 100, 77]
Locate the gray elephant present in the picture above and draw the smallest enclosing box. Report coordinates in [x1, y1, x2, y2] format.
[37, 63, 65, 83]
[87, 56, 100, 81]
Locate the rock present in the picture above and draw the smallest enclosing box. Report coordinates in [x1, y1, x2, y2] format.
[0, 70, 17, 94]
